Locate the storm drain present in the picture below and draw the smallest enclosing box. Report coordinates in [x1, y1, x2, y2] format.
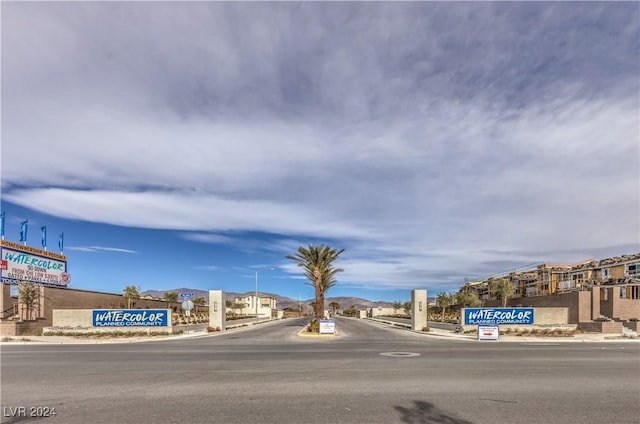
[379, 352, 420, 357]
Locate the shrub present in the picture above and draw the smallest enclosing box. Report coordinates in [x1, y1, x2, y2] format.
[307, 320, 319, 333]
[422, 326, 431, 332]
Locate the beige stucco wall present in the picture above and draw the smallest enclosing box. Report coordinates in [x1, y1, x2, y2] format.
[612, 297, 640, 320]
[53, 309, 94, 327]
[531, 307, 569, 324]
[373, 307, 402, 316]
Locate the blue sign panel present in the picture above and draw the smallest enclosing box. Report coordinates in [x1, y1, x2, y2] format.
[92, 310, 169, 327]
[464, 308, 534, 325]
[180, 293, 194, 298]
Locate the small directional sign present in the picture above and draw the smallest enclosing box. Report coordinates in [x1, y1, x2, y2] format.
[180, 292, 194, 298]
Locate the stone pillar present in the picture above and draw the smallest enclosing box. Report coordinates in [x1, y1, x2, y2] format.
[209, 290, 226, 331]
[38, 285, 45, 319]
[591, 286, 601, 320]
[0, 283, 8, 320]
[411, 289, 427, 331]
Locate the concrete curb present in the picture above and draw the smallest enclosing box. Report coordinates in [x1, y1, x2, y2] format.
[296, 323, 340, 338]
[365, 316, 640, 343]
[0, 318, 285, 345]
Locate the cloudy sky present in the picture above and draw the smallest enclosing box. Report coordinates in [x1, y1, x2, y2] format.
[1, 2, 638, 302]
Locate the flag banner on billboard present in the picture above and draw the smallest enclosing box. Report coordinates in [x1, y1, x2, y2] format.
[20, 220, 28, 242]
[41, 226, 47, 249]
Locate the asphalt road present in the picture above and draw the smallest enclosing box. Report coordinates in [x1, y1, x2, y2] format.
[1, 317, 639, 424]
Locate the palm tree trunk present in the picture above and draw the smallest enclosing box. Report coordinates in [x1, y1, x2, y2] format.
[314, 271, 323, 320]
[314, 283, 322, 319]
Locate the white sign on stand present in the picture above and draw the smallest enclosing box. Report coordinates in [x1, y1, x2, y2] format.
[182, 300, 194, 334]
[319, 319, 336, 334]
[478, 325, 499, 341]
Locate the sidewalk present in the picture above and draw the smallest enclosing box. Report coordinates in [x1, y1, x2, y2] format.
[365, 317, 639, 343]
[0, 318, 283, 345]
[2, 322, 638, 345]
[0, 329, 210, 345]
[417, 326, 640, 343]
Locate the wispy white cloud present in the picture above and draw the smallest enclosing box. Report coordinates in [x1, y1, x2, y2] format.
[2, 2, 638, 292]
[67, 246, 138, 254]
[181, 233, 235, 245]
[194, 265, 220, 271]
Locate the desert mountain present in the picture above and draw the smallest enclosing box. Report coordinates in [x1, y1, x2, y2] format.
[141, 288, 397, 310]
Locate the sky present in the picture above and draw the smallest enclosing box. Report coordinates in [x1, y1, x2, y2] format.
[1, 2, 638, 303]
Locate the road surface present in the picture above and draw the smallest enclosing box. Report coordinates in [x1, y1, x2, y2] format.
[2, 317, 638, 423]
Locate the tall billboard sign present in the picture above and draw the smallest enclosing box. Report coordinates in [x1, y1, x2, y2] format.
[1, 240, 70, 287]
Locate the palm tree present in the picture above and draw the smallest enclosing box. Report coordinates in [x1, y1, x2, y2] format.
[344, 305, 357, 317]
[163, 291, 179, 308]
[123, 285, 140, 309]
[286, 244, 345, 320]
[329, 301, 341, 315]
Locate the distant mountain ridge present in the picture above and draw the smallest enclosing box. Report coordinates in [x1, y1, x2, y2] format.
[141, 288, 396, 310]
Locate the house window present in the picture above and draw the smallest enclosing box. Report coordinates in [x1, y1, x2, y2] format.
[631, 286, 640, 300]
[627, 263, 639, 278]
[601, 268, 610, 279]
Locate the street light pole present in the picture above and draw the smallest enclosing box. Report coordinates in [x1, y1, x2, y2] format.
[255, 271, 259, 324]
